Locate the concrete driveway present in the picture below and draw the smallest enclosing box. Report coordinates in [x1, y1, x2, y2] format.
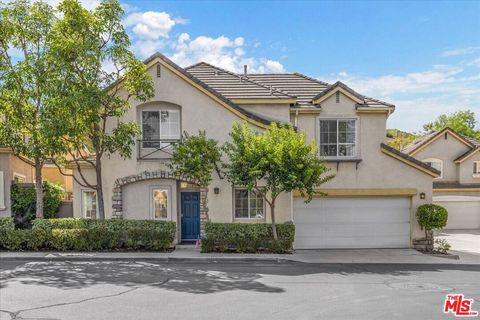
[436, 229, 480, 255]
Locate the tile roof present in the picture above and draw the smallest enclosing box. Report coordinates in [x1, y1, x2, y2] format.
[380, 143, 441, 176]
[185, 62, 295, 101]
[186, 62, 394, 108]
[403, 127, 477, 155]
[454, 147, 480, 162]
[433, 181, 480, 189]
[245, 73, 328, 106]
[145, 53, 282, 126]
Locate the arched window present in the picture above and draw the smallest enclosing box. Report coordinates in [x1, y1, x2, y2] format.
[422, 158, 443, 179]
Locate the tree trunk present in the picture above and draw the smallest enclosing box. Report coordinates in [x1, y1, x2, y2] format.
[270, 199, 278, 241]
[34, 157, 44, 219]
[96, 157, 105, 220]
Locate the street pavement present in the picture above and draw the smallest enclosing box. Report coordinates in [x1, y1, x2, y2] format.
[1, 259, 479, 320]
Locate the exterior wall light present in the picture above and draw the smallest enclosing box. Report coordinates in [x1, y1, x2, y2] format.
[419, 192, 426, 200]
[214, 187, 220, 194]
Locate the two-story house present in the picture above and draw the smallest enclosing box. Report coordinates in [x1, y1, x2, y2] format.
[404, 127, 480, 229]
[70, 53, 440, 249]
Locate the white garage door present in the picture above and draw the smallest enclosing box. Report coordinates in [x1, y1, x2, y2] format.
[434, 196, 480, 230]
[294, 197, 411, 249]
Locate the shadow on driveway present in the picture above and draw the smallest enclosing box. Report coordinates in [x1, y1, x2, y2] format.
[1, 260, 480, 294]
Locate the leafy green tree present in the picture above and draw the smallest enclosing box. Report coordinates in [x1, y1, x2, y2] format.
[0, 0, 64, 218]
[48, 0, 154, 219]
[224, 123, 335, 240]
[386, 129, 419, 151]
[169, 131, 222, 187]
[423, 110, 479, 139]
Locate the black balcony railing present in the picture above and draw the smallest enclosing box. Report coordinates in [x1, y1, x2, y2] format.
[137, 139, 180, 160]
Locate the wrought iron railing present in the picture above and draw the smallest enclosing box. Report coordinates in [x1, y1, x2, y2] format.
[137, 139, 180, 160]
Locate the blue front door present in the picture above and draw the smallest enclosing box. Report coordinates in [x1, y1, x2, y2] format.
[181, 192, 200, 241]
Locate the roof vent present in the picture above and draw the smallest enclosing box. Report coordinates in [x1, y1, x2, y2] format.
[336, 91, 340, 103]
[244, 65, 248, 76]
[156, 64, 161, 78]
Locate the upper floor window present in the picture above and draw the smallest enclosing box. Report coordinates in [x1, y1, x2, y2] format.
[422, 158, 443, 178]
[474, 161, 480, 175]
[319, 119, 357, 158]
[142, 109, 180, 148]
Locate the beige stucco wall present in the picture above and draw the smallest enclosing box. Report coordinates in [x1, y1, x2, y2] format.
[0, 152, 34, 217]
[239, 103, 291, 123]
[70, 64, 433, 245]
[459, 152, 480, 184]
[71, 62, 292, 226]
[293, 94, 434, 240]
[412, 132, 471, 182]
[43, 166, 73, 195]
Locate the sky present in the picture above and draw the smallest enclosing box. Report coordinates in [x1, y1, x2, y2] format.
[51, 0, 480, 132]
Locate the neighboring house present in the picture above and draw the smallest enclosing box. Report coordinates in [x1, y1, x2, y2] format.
[0, 148, 73, 218]
[0, 148, 35, 217]
[70, 53, 440, 249]
[404, 127, 480, 229]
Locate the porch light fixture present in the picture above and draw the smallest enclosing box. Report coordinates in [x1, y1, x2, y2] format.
[214, 187, 220, 194]
[419, 192, 426, 200]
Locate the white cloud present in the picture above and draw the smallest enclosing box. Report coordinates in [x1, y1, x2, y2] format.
[166, 33, 285, 73]
[442, 46, 480, 57]
[123, 11, 177, 39]
[320, 63, 480, 131]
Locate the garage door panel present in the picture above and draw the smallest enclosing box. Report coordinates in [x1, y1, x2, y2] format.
[294, 197, 411, 249]
[433, 199, 480, 229]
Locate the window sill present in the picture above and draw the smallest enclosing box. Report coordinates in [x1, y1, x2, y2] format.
[234, 218, 266, 222]
[0, 206, 5, 211]
[324, 158, 362, 163]
[473, 174, 480, 179]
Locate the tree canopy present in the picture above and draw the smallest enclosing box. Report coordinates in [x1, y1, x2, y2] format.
[0, 0, 64, 218]
[224, 123, 334, 240]
[423, 110, 479, 139]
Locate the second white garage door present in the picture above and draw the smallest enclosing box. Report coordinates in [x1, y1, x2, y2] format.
[433, 196, 480, 229]
[294, 197, 411, 249]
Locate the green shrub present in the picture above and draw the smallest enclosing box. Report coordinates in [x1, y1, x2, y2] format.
[0, 218, 177, 251]
[202, 223, 295, 253]
[416, 204, 448, 238]
[0, 217, 15, 231]
[434, 238, 451, 254]
[11, 182, 64, 228]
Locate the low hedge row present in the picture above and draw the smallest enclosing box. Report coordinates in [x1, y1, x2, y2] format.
[0, 218, 176, 251]
[202, 222, 295, 253]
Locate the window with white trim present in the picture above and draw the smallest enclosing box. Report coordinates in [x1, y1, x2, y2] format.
[319, 119, 357, 157]
[152, 188, 168, 219]
[82, 190, 97, 219]
[234, 188, 264, 219]
[474, 161, 480, 175]
[142, 110, 180, 148]
[13, 173, 26, 183]
[422, 158, 443, 178]
[0, 171, 5, 209]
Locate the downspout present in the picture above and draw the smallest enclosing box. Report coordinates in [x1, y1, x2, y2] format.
[294, 109, 299, 127]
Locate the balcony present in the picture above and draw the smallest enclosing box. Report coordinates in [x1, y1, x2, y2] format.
[137, 139, 180, 160]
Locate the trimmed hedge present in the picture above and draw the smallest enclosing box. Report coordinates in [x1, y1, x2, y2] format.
[0, 218, 176, 251]
[202, 222, 295, 253]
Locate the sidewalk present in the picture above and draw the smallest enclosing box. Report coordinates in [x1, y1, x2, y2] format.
[2, 246, 480, 264]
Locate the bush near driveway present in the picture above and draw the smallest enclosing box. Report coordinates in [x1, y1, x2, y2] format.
[0, 218, 176, 251]
[202, 222, 295, 253]
[416, 204, 448, 238]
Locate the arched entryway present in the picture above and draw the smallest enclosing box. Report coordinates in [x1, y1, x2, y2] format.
[111, 170, 209, 238]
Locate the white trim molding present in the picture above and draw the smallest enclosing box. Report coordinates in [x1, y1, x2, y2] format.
[422, 158, 443, 179]
[0, 171, 5, 210]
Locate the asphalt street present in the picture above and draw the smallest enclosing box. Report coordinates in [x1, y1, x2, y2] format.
[1, 259, 479, 320]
